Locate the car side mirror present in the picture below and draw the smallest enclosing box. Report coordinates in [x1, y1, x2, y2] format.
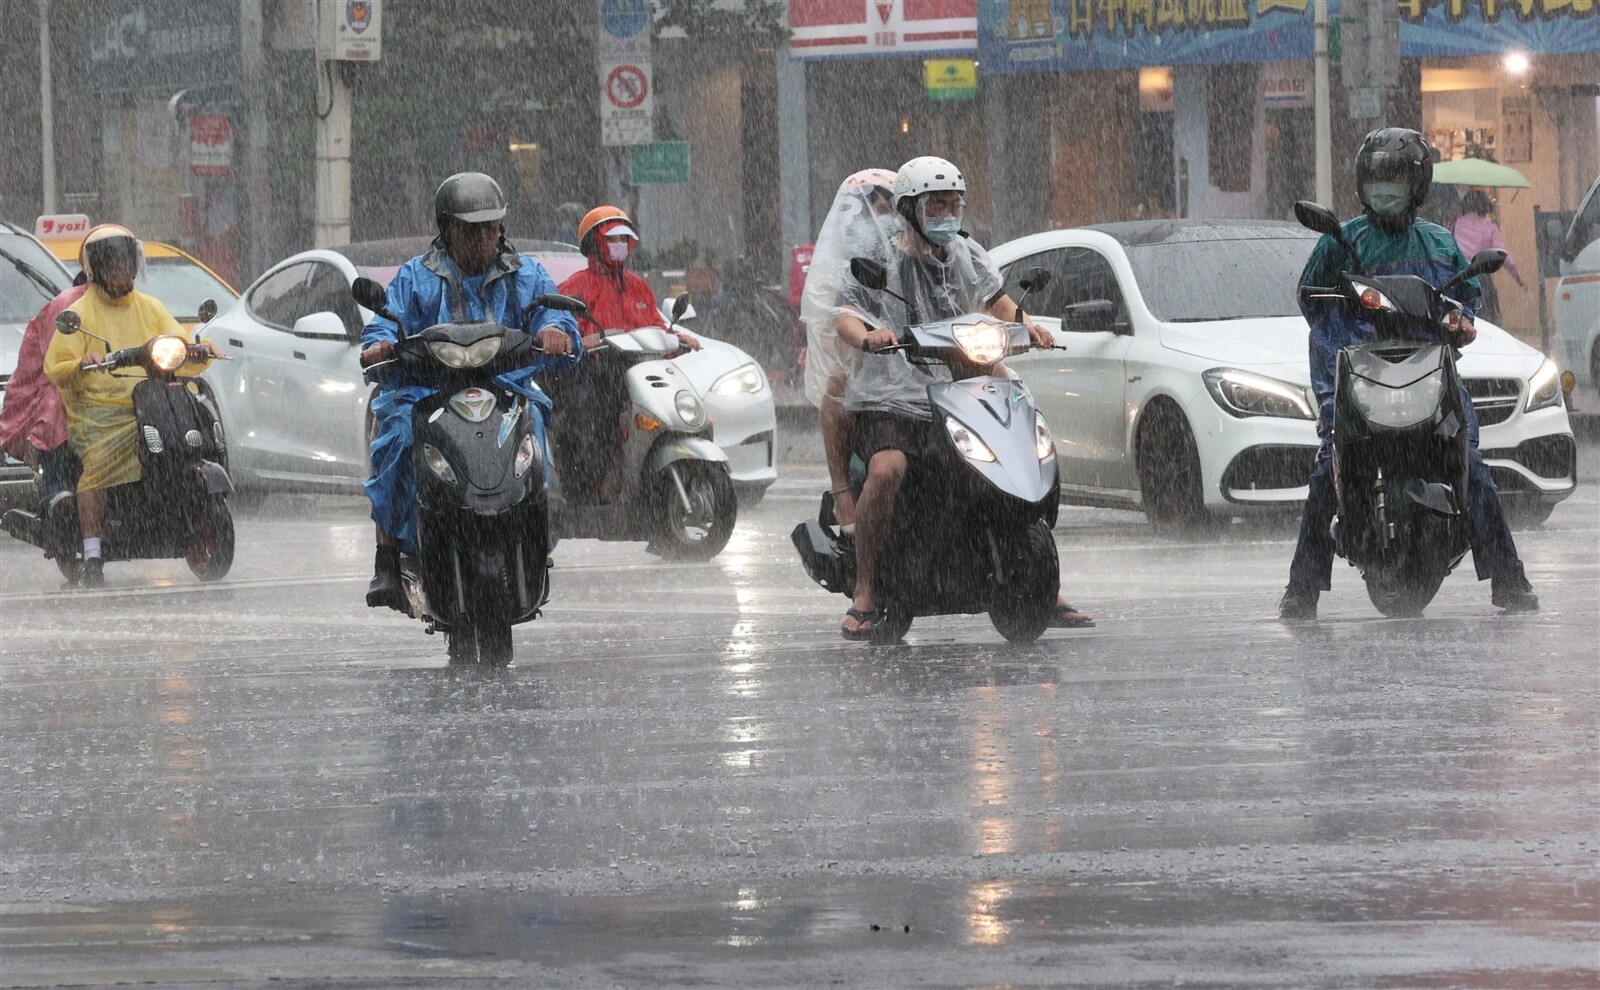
[1060, 299, 1117, 333]
[351, 277, 388, 313]
[671, 292, 691, 322]
[54, 310, 81, 335]
[850, 257, 888, 290]
[197, 299, 218, 324]
[291, 311, 348, 340]
[532, 293, 589, 316]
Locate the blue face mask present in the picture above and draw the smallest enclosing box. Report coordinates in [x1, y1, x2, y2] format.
[922, 216, 962, 246]
[1364, 181, 1410, 217]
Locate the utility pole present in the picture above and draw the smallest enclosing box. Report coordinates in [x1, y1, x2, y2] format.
[39, 0, 56, 214]
[1313, 0, 1332, 206]
[313, 2, 352, 248]
[240, 0, 271, 275]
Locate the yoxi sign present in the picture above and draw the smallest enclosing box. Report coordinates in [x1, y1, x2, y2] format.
[977, 0, 1598, 72]
[82, 0, 238, 92]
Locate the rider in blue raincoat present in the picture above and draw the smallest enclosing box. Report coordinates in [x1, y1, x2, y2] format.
[1277, 129, 1538, 620]
[360, 173, 581, 607]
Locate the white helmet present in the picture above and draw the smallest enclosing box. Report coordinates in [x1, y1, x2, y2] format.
[893, 156, 965, 208]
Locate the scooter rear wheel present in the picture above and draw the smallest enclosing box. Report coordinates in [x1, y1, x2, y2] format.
[186, 494, 235, 582]
[870, 600, 913, 645]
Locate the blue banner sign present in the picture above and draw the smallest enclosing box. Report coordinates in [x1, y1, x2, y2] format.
[979, 0, 1598, 72]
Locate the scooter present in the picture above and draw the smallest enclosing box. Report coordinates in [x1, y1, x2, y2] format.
[1294, 200, 1508, 617]
[1, 301, 235, 584]
[790, 261, 1062, 643]
[546, 294, 737, 561]
[352, 277, 576, 666]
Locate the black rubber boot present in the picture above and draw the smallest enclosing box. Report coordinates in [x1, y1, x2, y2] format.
[1490, 565, 1539, 613]
[80, 557, 105, 589]
[366, 545, 403, 609]
[1277, 586, 1319, 620]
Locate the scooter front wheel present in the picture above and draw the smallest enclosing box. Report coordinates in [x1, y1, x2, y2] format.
[1364, 563, 1447, 618]
[446, 621, 512, 667]
[186, 494, 235, 582]
[988, 520, 1060, 643]
[648, 462, 736, 561]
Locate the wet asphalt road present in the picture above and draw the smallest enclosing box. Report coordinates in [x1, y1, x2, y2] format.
[0, 454, 1596, 988]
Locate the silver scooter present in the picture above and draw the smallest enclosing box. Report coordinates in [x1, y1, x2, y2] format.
[547, 296, 737, 560]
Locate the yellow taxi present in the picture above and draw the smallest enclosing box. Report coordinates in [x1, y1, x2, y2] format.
[42, 237, 238, 328]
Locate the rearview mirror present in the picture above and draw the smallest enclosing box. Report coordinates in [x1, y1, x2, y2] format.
[54, 310, 81, 335]
[1441, 248, 1507, 294]
[1018, 267, 1052, 294]
[351, 277, 388, 313]
[850, 257, 888, 290]
[1060, 299, 1116, 333]
[1293, 200, 1362, 274]
[671, 292, 691, 322]
[197, 298, 218, 324]
[532, 293, 589, 315]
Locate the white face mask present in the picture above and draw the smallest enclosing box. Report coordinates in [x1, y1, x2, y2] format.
[606, 241, 632, 263]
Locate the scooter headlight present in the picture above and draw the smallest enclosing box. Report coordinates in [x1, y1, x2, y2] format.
[448, 387, 496, 423]
[711, 362, 766, 396]
[674, 389, 706, 428]
[954, 321, 1009, 365]
[422, 443, 457, 484]
[513, 433, 539, 478]
[1034, 412, 1055, 462]
[1525, 359, 1560, 413]
[428, 337, 502, 369]
[1349, 370, 1445, 429]
[944, 415, 996, 463]
[149, 335, 189, 372]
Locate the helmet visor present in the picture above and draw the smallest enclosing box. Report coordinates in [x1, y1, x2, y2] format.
[85, 236, 141, 282]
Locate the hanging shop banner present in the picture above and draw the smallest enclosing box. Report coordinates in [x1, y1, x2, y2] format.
[977, 0, 1598, 72]
[190, 114, 234, 176]
[83, 0, 239, 92]
[789, 0, 978, 59]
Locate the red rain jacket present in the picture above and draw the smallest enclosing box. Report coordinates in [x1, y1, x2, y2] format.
[558, 255, 662, 339]
[0, 283, 88, 460]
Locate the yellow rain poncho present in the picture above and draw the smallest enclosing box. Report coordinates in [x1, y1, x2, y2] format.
[43, 286, 210, 492]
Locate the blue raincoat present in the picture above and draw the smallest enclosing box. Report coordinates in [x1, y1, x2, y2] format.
[1298, 214, 1481, 449]
[364, 244, 581, 554]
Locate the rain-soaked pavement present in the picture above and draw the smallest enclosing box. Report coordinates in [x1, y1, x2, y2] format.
[0, 445, 1595, 988]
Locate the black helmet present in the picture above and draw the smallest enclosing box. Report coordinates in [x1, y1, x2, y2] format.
[434, 172, 507, 230]
[1355, 128, 1434, 227]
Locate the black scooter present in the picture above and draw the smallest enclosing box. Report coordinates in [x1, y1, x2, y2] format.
[1, 302, 234, 584]
[353, 277, 580, 666]
[1294, 201, 1507, 617]
[791, 261, 1063, 643]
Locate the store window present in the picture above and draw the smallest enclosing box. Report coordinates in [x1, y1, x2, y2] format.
[1208, 63, 1258, 193]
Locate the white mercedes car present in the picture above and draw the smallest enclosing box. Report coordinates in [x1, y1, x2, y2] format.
[196, 239, 776, 501]
[992, 219, 1576, 531]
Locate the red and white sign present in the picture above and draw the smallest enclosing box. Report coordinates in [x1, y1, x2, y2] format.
[601, 60, 654, 146]
[788, 244, 814, 311]
[34, 214, 91, 238]
[190, 114, 233, 177]
[1260, 62, 1312, 108]
[605, 64, 649, 110]
[789, 0, 977, 59]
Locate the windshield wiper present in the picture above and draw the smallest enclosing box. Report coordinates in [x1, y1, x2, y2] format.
[0, 246, 64, 302]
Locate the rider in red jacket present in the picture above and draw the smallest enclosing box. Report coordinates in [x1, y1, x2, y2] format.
[557, 206, 698, 351]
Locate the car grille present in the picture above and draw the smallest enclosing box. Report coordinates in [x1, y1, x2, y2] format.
[1481, 434, 1577, 485]
[1221, 444, 1319, 493]
[1463, 377, 1520, 426]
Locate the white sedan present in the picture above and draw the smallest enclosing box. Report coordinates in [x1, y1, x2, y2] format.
[196, 240, 776, 501]
[992, 220, 1576, 531]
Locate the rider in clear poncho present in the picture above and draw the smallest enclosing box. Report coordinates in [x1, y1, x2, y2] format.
[800, 169, 901, 535]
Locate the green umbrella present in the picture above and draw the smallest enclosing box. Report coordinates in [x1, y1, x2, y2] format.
[1432, 157, 1531, 188]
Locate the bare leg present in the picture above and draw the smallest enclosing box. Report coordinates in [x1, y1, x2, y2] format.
[843, 448, 906, 635]
[376, 525, 396, 547]
[820, 372, 855, 529]
[77, 488, 106, 542]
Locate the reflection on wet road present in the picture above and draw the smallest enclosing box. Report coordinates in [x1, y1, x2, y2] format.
[0, 470, 1595, 987]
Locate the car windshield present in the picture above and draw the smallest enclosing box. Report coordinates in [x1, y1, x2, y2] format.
[143, 257, 235, 322]
[1125, 234, 1318, 323]
[0, 235, 70, 322]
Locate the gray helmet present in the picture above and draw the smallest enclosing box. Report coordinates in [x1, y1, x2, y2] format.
[434, 172, 507, 227]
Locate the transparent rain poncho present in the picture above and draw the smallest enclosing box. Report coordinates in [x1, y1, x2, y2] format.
[800, 169, 902, 408]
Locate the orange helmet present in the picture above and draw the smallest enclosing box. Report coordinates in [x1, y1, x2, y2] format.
[577, 205, 636, 255]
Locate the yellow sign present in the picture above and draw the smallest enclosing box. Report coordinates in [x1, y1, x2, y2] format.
[925, 59, 978, 101]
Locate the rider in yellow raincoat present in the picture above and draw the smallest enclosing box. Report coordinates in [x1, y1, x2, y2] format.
[42, 224, 221, 586]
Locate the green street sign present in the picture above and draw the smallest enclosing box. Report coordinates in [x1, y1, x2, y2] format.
[630, 142, 690, 185]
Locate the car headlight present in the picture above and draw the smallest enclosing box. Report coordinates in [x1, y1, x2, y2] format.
[1525, 358, 1561, 413]
[513, 433, 539, 478]
[1203, 368, 1316, 420]
[422, 443, 457, 484]
[943, 415, 996, 463]
[711, 362, 766, 396]
[674, 389, 706, 428]
[149, 335, 190, 372]
[953, 321, 1009, 365]
[1349, 370, 1445, 429]
[428, 337, 501, 369]
[1034, 412, 1055, 462]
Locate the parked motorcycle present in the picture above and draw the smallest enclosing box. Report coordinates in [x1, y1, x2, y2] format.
[1294, 200, 1508, 617]
[790, 261, 1062, 643]
[352, 277, 573, 666]
[1, 301, 234, 584]
[547, 294, 737, 560]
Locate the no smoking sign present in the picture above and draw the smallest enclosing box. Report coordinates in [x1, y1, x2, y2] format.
[605, 64, 649, 110]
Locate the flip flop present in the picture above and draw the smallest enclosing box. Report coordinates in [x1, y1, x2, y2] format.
[841, 606, 878, 641]
[1051, 603, 1096, 628]
[838, 522, 856, 537]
